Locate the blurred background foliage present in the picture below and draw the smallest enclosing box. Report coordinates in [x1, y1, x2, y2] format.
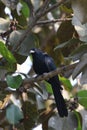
[0, 0, 87, 130]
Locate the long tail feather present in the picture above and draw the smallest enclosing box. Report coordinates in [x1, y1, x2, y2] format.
[51, 82, 68, 117]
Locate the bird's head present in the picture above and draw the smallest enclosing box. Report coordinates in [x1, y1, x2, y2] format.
[30, 48, 42, 55]
[30, 48, 45, 61]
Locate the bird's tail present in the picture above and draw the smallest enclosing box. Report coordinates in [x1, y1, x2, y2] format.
[51, 82, 68, 117]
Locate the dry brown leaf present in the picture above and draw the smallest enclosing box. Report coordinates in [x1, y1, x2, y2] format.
[0, 95, 11, 109]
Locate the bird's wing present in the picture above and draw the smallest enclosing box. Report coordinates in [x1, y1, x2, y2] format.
[44, 54, 56, 71]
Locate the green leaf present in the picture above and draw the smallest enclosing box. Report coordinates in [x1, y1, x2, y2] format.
[21, 1, 30, 18]
[60, 5, 73, 14]
[6, 104, 24, 125]
[59, 76, 72, 91]
[74, 111, 82, 130]
[54, 38, 80, 50]
[0, 41, 16, 63]
[11, 9, 27, 26]
[77, 90, 87, 109]
[6, 75, 22, 89]
[44, 81, 53, 94]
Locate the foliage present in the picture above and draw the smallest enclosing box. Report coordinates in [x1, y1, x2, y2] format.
[6, 74, 22, 89]
[0, 41, 16, 63]
[0, 0, 87, 130]
[77, 90, 87, 109]
[74, 111, 82, 130]
[6, 104, 24, 125]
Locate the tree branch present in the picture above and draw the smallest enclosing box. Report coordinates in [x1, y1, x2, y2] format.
[36, 18, 72, 25]
[0, 62, 78, 90]
[12, 0, 69, 52]
[23, 62, 78, 85]
[39, 0, 50, 13]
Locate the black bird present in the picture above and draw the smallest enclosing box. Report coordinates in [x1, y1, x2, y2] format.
[30, 48, 68, 117]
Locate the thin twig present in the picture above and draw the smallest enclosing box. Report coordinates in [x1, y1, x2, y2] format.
[39, 0, 68, 17]
[36, 18, 72, 25]
[39, 0, 50, 13]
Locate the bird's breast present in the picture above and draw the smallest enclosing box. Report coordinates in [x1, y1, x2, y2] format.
[33, 58, 48, 75]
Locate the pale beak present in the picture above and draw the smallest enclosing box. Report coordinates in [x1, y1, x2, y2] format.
[30, 50, 35, 54]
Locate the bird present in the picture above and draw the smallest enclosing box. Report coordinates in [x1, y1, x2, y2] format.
[30, 48, 68, 117]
